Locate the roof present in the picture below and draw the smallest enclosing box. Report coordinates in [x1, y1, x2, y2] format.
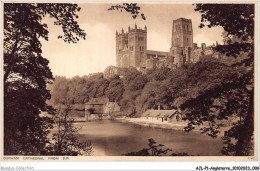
[142, 109, 177, 118]
[147, 50, 169, 56]
[85, 98, 109, 105]
[174, 18, 192, 22]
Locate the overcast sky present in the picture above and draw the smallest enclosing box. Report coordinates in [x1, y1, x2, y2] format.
[41, 2, 224, 78]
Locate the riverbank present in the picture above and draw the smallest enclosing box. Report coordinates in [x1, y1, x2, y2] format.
[116, 117, 188, 131]
[116, 117, 228, 136]
[70, 116, 228, 137]
[70, 114, 114, 122]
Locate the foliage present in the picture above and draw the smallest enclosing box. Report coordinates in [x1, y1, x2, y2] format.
[124, 138, 172, 156]
[46, 102, 92, 156]
[49, 68, 146, 116]
[179, 59, 249, 137]
[194, 4, 254, 60]
[195, 4, 253, 39]
[120, 68, 148, 115]
[146, 66, 173, 81]
[124, 138, 190, 156]
[108, 3, 146, 20]
[4, 3, 85, 155]
[50, 74, 109, 106]
[183, 4, 255, 155]
[105, 76, 125, 102]
[135, 81, 159, 114]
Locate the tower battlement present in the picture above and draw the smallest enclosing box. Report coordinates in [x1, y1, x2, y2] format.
[116, 24, 147, 36]
[116, 24, 147, 69]
[173, 18, 192, 23]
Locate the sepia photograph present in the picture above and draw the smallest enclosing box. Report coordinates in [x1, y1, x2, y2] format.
[1, 1, 258, 165]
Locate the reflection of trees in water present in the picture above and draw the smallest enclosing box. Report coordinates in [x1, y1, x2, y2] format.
[124, 138, 190, 156]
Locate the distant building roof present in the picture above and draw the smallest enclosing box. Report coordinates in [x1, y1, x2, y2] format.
[85, 98, 109, 105]
[142, 109, 178, 118]
[147, 50, 169, 57]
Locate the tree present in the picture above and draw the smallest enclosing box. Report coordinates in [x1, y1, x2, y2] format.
[146, 66, 173, 82]
[50, 76, 71, 105]
[124, 139, 172, 156]
[120, 68, 147, 115]
[4, 3, 86, 155]
[194, 4, 254, 64]
[108, 3, 146, 20]
[46, 102, 92, 156]
[105, 76, 124, 102]
[124, 138, 190, 156]
[179, 4, 255, 155]
[135, 81, 159, 114]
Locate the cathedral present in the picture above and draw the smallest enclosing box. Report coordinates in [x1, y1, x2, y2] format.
[104, 18, 219, 79]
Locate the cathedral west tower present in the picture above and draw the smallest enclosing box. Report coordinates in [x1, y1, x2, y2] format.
[116, 24, 147, 69]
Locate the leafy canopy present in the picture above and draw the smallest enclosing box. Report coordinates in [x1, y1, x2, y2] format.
[181, 4, 255, 155]
[4, 3, 86, 155]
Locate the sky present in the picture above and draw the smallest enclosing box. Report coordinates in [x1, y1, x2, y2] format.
[41, 2, 224, 78]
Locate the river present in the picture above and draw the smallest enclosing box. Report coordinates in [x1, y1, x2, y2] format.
[74, 120, 223, 156]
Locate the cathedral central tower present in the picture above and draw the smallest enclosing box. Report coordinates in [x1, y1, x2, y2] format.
[170, 18, 193, 66]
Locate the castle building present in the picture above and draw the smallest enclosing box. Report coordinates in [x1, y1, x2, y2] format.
[104, 18, 220, 79]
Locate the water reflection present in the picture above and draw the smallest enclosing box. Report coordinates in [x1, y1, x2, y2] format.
[75, 120, 223, 156]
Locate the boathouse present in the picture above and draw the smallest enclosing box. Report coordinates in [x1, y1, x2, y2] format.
[140, 109, 183, 124]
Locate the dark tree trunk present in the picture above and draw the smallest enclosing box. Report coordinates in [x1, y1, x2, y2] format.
[235, 89, 254, 156]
